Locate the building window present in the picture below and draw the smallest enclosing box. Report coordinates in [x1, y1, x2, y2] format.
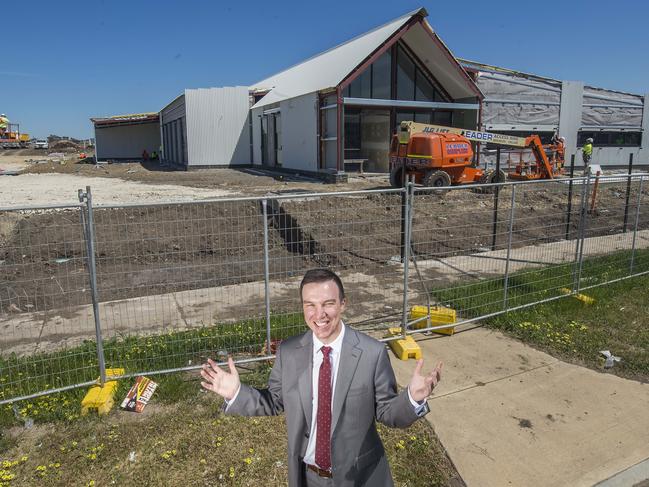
[433, 111, 452, 126]
[577, 131, 643, 147]
[371, 50, 391, 99]
[348, 69, 371, 99]
[415, 69, 435, 102]
[396, 46, 416, 100]
[344, 108, 361, 159]
[344, 43, 448, 103]
[346, 50, 392, 100]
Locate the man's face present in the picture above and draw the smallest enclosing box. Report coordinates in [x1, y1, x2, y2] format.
[301, 280, 346, 344]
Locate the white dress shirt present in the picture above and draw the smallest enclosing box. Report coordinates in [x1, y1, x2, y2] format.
[303, 322, 347, 467]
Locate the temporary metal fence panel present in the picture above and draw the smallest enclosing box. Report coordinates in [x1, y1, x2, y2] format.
[0, 203, 100, 403]
[2, 175, 648, 404]
[578, 174, 649, 290]
[409, 183, 521, 323]
[264, 189, 408, 345]
[89, 198, 272, 381]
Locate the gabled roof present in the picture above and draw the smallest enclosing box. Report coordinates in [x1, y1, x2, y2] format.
[251, 8, 480, 109]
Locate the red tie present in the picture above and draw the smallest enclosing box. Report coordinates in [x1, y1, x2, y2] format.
[315, 346, 333, 471]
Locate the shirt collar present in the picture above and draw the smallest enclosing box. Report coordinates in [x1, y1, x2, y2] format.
[312, 321, 345, 355]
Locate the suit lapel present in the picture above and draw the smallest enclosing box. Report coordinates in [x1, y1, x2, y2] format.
[296, 331, 313, 432]
[332, 327, 362, 433]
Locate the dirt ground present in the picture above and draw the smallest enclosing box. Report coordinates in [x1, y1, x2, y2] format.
[1, 150, 647, 317]
[4, 149, 385, 197]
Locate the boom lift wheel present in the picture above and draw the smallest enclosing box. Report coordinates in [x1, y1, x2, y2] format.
[423, 170, 451, 190]
[477, 168, 507, 194]
[389, 165, 406, 188]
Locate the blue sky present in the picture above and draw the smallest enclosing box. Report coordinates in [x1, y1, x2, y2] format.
[3, 0, 648, 139]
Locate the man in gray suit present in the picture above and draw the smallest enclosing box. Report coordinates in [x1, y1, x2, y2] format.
[201, 268, 442, 486]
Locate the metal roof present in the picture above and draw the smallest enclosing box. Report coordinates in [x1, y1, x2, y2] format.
[251, 8, 480, 109]
[91, 112, 159, 126]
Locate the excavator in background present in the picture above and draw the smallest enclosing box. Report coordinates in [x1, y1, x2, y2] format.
[389, 121, 565, 188]
[0, 114, 30, 149]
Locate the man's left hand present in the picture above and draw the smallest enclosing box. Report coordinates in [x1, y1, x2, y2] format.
[408, 359, 443, 402]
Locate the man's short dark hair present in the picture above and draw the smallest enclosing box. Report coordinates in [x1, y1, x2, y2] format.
[300, 268, 345, 301]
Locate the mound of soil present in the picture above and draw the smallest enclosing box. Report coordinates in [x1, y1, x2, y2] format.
[49, 140, 81, 152]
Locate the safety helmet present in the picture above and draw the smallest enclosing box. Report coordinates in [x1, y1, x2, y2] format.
[559, 137, 565, 142]
[0, 114, 5, 117]
[586, 138, 593, 143]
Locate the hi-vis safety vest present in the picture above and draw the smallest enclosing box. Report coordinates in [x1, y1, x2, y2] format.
[582, 143, 593, 157]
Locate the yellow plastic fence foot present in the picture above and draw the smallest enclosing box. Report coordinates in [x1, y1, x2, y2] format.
[559, 288, 595, 305]
[81, 368, 124, 416]
[574, 293, 595, 304]
[410, 305, 456, 335]
[385, 328, 422, 361]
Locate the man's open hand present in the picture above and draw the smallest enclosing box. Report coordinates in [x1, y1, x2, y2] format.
[200, 357, 241, 401]
[408, 359, 443, 403]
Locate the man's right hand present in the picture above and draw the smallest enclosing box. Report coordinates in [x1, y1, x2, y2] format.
[200, 357, 240, 401]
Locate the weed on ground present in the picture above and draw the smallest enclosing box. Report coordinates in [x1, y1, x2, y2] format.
[0, 368, 459, 486]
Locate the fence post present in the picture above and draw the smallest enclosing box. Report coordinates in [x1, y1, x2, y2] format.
[401, 181, 414, 338]
[491, 148, 501, 250]
[503, 185, 517, 309]
[575, 173, 592, 293]
[623, 153, 634, 232]
[630, 176, 644, 274]
[261, 199, 272, 353]
[78, 186, 106, 386]
[400, 164, 407, 261]
[565, 154, 576, 239]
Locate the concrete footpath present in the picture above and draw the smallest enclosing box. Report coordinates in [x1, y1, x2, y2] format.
[390, 327, 649, 487]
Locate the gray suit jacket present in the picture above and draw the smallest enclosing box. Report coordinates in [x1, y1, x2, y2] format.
[226, 327, 425, 486]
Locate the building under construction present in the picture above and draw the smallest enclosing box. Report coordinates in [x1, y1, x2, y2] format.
[90, 8, 648, 175]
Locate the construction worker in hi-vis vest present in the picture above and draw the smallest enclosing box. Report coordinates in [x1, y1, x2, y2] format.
[582, 137, 593, 175]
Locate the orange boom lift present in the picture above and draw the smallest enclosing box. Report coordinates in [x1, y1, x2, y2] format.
[389, 122, 564, 188]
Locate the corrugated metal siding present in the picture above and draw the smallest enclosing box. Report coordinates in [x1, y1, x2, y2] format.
[160, 94, 187, 166]
[95, 122, 160, 160]
[185, 87, 251, 166]
[161, 94, 186, 123]
[279, 92, 318, 171]
[251, 107, 262, 165]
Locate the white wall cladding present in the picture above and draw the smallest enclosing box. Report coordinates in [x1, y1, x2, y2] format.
[279, 92, 318, 171]
[185, 86, 250, 166]
[95, 123, 160, 160]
